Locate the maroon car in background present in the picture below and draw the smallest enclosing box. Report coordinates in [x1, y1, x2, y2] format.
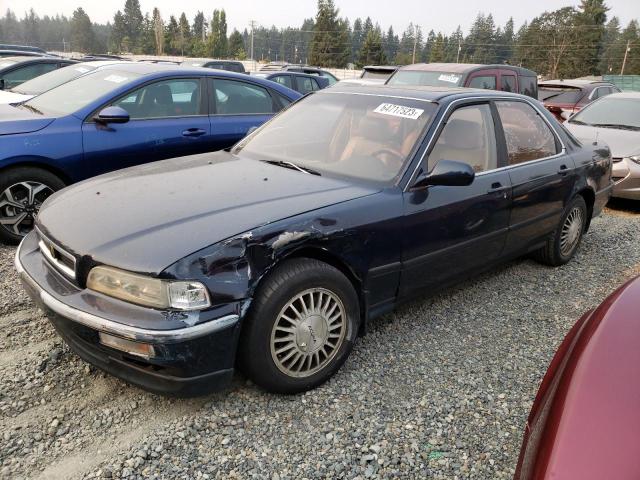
[515, 276, 640, 480]
[538, 79, 621, 122]
[386, 63, 538, 98]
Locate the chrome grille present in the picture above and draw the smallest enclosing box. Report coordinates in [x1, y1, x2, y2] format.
[37, 229, 76, 280]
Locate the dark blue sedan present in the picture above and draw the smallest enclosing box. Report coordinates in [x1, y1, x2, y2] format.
[0, 63, 301, 243]
[17, 85, 613, 396]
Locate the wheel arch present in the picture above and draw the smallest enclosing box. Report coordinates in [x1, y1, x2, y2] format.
[0, 158, 72, 186]
[576, 186, 595, 231]
[273, 246, 367, 330]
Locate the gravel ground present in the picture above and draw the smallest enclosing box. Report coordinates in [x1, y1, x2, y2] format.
[1, 203, 639, 480]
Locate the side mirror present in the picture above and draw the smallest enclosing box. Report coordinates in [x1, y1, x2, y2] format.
[93, 106, 130, 125]
[411, 160, 475, 189]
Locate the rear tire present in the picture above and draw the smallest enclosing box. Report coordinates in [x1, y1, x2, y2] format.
[0, 168, 65, 245]
[238, 258, 359, 394]
[533, 195, 587, 266]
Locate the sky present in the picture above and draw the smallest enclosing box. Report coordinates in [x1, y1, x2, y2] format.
[2, 0, 638, 34]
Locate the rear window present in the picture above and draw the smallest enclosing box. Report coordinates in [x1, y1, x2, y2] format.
[361, 70, 392, 80]
[519, 76, 538, 98]
[538, 85, 582, 104]
[388, 70, 463, 87]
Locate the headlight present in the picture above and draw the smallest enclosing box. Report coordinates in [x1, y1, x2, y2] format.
[87, 266, 210, 310]
[629, 155, 640, 165]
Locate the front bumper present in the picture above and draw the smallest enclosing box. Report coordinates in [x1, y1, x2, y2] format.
[15, 235, 242, 397]
[612, 158, 640, 200]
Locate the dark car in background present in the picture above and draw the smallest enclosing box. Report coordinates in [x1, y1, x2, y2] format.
[0, 44, 47, 54]
[182, 59, 247, 74]
[539, 79, 621, 122]
[259, 62, 339, 85]
[387, 63, 538, 98]
[0, 63, 301, 244]
[515, 275, 640, 480]
[0, 56, 77, 90]
[15, 85, 611, 396]
[253, 71, 329, 94]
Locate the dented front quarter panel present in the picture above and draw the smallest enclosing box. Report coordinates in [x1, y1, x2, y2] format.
[163, 188, 404, 323]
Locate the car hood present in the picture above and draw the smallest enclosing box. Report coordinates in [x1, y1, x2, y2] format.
[565, 122, 640, 158]
[0, 103, 55, 135]
[37, 152, 380, 274]
[0, 90, 33, 105]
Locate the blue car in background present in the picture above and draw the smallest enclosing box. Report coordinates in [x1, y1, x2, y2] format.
[253, 71, 330, 94]
[0, 63, 301, 243]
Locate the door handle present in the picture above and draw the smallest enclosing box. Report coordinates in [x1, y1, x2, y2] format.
[487, 182, 509, 194]
[182, 128, 206, 137]
[557, 164, 570, 175]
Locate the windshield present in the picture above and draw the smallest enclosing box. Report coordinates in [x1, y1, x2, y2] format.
[362, 70, 393, 80]
[387, 70, 463, 87]
[11, 63, 97, 95]
[569, 97, 640, 130]
[22, 69, 142, 116]
[234, 92, 436, 183]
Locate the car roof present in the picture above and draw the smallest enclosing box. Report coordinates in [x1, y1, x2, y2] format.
[0, 56, 61, 63]
[267, 71, 324, 79]
[183, 59, 242, 64]
[606, 91, 640, 99]
[540, 79, 614, 87]
[397, 62, 537, 76]
[325, 83, 525, 102]
[78, 60, 132, 68]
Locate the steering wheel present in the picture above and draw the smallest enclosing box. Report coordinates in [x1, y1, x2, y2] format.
[372, 148, 404, 166]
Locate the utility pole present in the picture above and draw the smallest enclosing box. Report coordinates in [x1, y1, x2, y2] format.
[412, 24, 418, 64]
[249, 20, 256, 62]
[456, 40, 461, 63]
[620, 40, 631, 75]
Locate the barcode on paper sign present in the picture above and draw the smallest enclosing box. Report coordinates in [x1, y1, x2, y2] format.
[374, 103, 424, 120]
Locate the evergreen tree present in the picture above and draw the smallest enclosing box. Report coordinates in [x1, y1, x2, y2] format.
[574, 0, 609, 75]
[111, 10, 127, 52]
[164, 15, 179, 55]
[152, 8, 164, 55]
[208, 9, 228, 58]
[22, 9, 40, 46]
[352, 18, 364, 61]
[383, 26, 399, 63]
[430, 33, 446, 62]
[229, 29, 246, 59]
[178, 13, 191, 56]
[309, 0, 348, 67]
[70, 8, 95, 52]
[122, 0, 143, 51]
[358, 28, 387, 66]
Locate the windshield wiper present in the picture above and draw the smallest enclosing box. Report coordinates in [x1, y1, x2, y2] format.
[18, 103, 43, 115]
[591, 123, 640, 131]
[568, 119, 590, 126]
[261, 160, 321, 176]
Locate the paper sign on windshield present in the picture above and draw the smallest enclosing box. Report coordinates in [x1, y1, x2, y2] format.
[438, 74, 461, 83]
[374, 103, 424, 120]
[103, 74, 128, 83]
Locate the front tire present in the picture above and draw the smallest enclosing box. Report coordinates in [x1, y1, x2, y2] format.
[0, 167, 65, 245]
[238, 258, 359, 394]
[533, 195, 587, 266]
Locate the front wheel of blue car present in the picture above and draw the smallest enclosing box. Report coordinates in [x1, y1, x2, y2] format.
[0, 167, 65, 245]
[238, 258, 360, 394]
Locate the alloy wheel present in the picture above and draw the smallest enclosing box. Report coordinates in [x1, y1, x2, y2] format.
[270, 287, 347, 378]
[560, 206, 584, 257]
[0, 182, 54, 237]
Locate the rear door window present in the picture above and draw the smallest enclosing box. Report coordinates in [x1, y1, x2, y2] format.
[272, 75, 293, 89]
[496, 101, 558, 165]
[298, 77, 319, 94]
[468, 75, 497, 90]
[212, 79, 274, 115]
[538, 86, 583, 104]
[428, 103, 497, 173]
[519, 76, 538, 98]
[501, 75, 516, 92]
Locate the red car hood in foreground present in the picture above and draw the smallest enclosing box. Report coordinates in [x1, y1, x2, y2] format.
[515, 276, 640, 480]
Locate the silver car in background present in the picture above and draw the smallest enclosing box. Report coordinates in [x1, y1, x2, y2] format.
[565, 92, 640, 200]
